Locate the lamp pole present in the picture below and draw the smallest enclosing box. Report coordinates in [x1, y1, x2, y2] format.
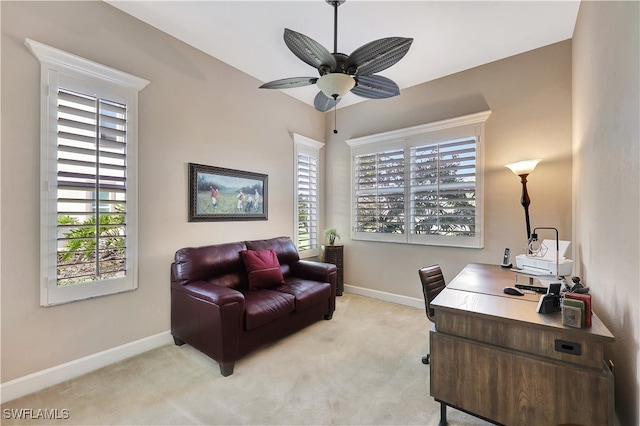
[505, 159, 541, 241]
[519, 173, 532, 241]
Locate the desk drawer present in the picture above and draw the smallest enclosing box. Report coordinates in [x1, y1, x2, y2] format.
[430, 330, 614, 426]
[435, 309, 604, 369]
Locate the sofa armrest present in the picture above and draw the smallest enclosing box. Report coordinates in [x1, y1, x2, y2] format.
[289, 260, 337, 285]
[171, 281, 245, 368]
[174, 280, 245, 309]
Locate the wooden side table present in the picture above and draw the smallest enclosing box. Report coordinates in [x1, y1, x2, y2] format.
[323, 245, 343, 296]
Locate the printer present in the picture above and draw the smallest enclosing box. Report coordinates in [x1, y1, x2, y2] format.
[515, 239, 573, 277]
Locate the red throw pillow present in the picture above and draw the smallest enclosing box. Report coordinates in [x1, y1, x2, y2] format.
[240, 249, 285, 290]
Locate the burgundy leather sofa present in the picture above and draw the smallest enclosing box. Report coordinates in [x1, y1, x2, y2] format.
[171, 236, 337, 376]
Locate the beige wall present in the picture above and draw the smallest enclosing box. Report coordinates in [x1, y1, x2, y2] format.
[0, 1, 324, 382]
[325, 41, 573, 299]
[573, 2, 640, 424]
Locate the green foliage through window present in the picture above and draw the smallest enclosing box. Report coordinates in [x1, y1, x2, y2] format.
[57, 204, 126, 285]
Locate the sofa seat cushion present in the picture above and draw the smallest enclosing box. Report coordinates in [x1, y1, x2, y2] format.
[275, 278, 332, 312]
[243, 289, 295, 331]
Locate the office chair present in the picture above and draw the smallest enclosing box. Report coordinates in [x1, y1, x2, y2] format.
[418, 264, 446, 364]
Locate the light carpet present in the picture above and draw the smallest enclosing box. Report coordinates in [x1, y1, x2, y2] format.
[1, 294, 491, 425]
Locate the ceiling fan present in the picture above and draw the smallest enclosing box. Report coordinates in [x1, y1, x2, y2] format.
[259, 0, 413, 120]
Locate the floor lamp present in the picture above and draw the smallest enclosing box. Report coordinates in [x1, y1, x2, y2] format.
[505, 159, 542, 241]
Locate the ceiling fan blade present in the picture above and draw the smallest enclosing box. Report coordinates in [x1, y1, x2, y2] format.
[351, 75, 400, 99]
[313, 91, 341, 112]
[259, 77, 318, 90]
[284, 28, 337, 72]
[348, 37, 413, 76]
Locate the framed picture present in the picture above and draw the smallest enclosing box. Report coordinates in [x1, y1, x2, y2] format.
[188, 163, 268, 222]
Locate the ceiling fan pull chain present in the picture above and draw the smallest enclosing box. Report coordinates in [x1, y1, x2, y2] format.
[333, 103, 338, 134]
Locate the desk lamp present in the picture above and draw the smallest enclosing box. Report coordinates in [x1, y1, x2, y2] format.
[505, 159, 542, 241]
[530, 226, 560, 280]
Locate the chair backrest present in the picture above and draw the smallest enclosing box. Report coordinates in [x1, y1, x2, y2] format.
[418, 265, 446, 323]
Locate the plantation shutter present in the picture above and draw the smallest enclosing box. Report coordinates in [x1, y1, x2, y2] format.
[56, 88, 128, 285]
[296, 152, 318, 252]
[410, 138, 477, 237]
[347, 111, 489, 248]
[354, 148, 405, 235]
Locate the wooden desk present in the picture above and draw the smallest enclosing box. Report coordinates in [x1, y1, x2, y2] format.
[430, 263, 615, 426]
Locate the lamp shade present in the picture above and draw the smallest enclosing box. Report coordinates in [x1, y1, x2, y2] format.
[505, 159, 542, 176]
[316, 73, 356, 99]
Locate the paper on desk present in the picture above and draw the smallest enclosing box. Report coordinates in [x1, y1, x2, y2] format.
[540, 240, 571, 261]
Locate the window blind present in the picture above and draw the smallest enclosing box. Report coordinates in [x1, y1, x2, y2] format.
[354, 148, 405, 234]
[296, 153, 318, 252]
[56, 88, 128, 285]
[410, 138, 477, 237]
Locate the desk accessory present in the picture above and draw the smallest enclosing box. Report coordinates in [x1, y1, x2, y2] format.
[513, 274, 548, 293]
[565, 292, 592, 327]
[548, 282, 561, 295]
[500, 248, 512, 268]
[568, 276, 590, 293]
[562, 305, 583, 328]
[537, 293, 561, 313]
[503, 286, 524, 296]
[562, 298, 585, 327]
[516, 283, 548, 293]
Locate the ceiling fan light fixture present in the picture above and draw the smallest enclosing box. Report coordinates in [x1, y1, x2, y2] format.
[316, 73, 355, 99]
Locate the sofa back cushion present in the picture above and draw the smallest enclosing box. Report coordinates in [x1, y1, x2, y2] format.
[245, 237, 300, 277]
[171, 237, 302, 290]
[172, 241, 248, 287]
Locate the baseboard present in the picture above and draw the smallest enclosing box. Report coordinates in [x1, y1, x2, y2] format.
[344, 284, 424, 309]
[1, 331, 173, 403]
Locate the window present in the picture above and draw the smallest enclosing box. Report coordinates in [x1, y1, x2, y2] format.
[347, 111, 491, 248]
[26, 39, 149, 306]
[293, 134, 324, 258]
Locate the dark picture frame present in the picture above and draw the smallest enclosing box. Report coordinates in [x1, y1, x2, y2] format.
[188, 163, 268, 222]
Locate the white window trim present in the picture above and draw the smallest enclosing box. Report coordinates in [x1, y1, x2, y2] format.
[293, 133, 324, 259]
[346, 111, 491, 249]
[26, 39, 149, 306]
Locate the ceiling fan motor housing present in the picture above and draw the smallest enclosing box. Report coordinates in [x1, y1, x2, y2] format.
[319, 53, 356, 76]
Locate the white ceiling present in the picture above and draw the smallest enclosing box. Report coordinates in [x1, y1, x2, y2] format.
[105, 0, 580, 109]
